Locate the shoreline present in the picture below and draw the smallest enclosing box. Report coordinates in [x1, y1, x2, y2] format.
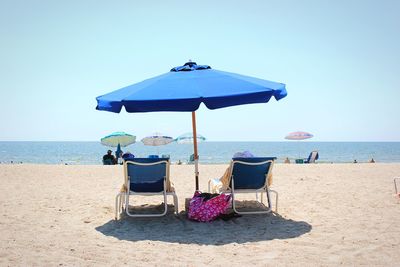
[1, 161, 399, 165]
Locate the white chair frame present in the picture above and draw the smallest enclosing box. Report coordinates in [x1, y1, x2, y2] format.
[115, 160, 178, 219]
[210, 160, 278, 214]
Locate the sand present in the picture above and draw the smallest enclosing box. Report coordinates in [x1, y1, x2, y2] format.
[0, 163, 399, 266]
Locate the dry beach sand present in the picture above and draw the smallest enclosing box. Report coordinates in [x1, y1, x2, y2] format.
[1, 163, 400, 266]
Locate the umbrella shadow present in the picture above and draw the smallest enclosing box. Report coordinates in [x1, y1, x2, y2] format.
[96, 203, 312, 245]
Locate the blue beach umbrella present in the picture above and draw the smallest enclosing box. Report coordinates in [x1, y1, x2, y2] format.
[96, 61, 287, 190]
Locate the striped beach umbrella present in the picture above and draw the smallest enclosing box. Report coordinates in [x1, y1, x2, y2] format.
[101, 132, 136, 147]
[141, 132, 174, 146]
[176, 132, 206, 144]
[285, 131, 314, 140]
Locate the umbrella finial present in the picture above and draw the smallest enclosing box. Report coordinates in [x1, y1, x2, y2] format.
[184, 60, 197, 67]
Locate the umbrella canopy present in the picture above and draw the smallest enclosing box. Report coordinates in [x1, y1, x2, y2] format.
[101, 131, 136, 147]
[96, 61, 287, 190]
[141, 132, 174, 146]
[96, 61, 286, 113]
[285, 131, 314, 140]
[176, 132, 206, 144]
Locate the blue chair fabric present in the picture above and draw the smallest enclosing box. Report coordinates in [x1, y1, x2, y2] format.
[229, 157, 275, 190]
[125, 158, 168, 193]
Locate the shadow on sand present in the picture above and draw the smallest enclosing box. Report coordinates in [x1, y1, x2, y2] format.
[96, 203, 312, 245]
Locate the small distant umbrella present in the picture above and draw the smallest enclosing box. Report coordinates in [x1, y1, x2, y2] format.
[101, 131, 136, 147]
[285, 131, 313, 140]
[285, 131, 314, 161]
[176, 132, 206, 144]
[141, 132, 174, 146]
[141, 132, 174, 156]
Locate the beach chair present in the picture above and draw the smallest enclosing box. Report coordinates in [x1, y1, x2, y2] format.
[209, 157, 278, 214]
[188, 154, 195, 164]
[115, 158, 178, 219]
[304, 151, 319, 163]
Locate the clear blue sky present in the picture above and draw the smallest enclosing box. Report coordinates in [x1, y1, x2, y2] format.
[1, 0, 399, 141]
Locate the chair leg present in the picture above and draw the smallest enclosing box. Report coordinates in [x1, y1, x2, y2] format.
[231, 179, 272, 215]
[125, 192, 168, 217]
[115, 192, 125, 220]
[115, 193, 120, 220]
[120, 193, 125, 211]
[124, 179, 169, 218]
[172, 193, 179, 215]
[269, 189, 279, 212]
[265, 189, 272, 210]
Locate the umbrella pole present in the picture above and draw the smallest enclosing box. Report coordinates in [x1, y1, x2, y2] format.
[191, 111, 199, 190]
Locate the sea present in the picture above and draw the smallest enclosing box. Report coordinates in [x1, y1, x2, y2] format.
[1, 141, 400, 165]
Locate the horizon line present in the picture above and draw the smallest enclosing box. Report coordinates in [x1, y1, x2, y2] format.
[1, 140, 399, 143]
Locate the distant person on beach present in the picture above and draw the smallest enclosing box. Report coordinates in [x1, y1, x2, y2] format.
[353, 159, 358, 163]
[369, 158, 375, 163]
[284, 157, 290, 164]
[103, 150, 116, 165]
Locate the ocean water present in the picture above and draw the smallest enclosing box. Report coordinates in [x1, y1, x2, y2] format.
[1, 141, 400, 165]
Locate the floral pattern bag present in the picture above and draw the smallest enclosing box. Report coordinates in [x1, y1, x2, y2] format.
[188, 191, 232, 222]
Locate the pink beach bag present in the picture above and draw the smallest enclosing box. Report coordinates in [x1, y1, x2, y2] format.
[188, 191, 232, 222]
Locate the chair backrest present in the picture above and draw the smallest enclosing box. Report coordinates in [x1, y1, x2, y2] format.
[307, 151, 319, 163]
[229, 157, 275, 190]
[124, 158, 169, 193]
